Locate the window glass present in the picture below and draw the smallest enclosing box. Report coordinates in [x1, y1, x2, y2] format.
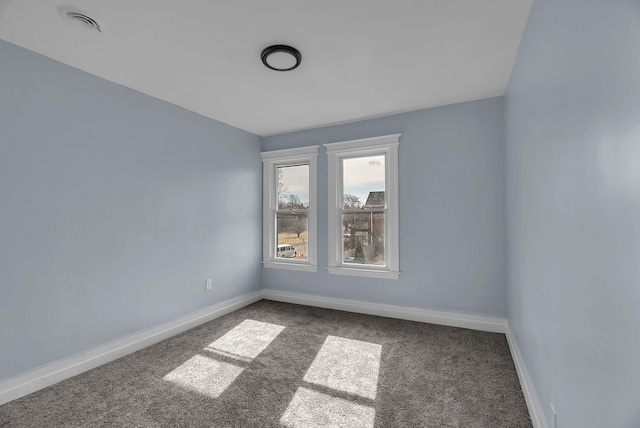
[342, 212, 385, 265]
[342, 156, 385, 209]
[278, 165, 309, 208]
[276, 164, 309, 261]
[342, 155, 386, 266]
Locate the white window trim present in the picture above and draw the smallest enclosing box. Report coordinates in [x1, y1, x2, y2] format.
[324, 134, 400, 279]
[261, 145, 318, 272]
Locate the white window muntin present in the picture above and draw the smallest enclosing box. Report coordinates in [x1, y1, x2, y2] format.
[261, 145, 318, 272]
[325, 134, 400, 279]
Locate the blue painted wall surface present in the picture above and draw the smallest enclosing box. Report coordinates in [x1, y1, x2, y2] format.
[0, 41, 262, 380]
[505, 1, 640, 427]
[262, 97, 508, 318]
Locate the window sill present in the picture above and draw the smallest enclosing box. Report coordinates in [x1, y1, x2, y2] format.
[263, 261, 318, 272]
[327, 266, 400, 279]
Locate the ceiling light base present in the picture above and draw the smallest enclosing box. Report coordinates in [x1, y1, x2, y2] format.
[261, 45, 302, 72]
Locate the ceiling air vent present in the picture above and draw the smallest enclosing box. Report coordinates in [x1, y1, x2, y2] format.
[64, 11, 101, 32]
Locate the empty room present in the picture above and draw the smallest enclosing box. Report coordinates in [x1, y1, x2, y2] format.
[0, 1, 638, 427]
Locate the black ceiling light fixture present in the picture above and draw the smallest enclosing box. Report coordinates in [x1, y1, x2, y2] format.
[62, 10, 102, 32]
[261, 45, 302, 72]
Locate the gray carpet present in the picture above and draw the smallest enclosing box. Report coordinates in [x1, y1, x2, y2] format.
[0, 300, 531, 427]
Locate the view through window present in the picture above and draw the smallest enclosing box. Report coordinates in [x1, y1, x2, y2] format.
[276, 164, 309, 261]
[342, 155, 386, 266]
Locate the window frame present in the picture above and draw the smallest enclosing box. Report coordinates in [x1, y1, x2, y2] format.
[261, 145, 319, 272]
[324, 134, 400, 279]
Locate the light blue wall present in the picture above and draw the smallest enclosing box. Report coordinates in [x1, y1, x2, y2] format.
[0, 40, 262, 380]
[505, 1, 640, 427]
[262, 97, 508, 317]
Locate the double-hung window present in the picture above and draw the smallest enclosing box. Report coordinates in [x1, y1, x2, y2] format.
[261, 146, 318, 272]
[325, 134, 400, 279]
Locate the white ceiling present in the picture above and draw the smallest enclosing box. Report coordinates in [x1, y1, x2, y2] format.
[0, 0, 533, 136]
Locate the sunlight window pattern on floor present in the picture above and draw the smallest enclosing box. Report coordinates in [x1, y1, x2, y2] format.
[304, 335, 382, 400]
[205, 319, 285, 362]
[281, 335, 382, 427]
[162, 354, 243, 398]
[281, 387, 376, 428]
[163, 319, 285, 398]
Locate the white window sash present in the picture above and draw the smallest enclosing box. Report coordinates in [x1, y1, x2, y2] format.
[261, 146, 319, 272]
[325, 134, 400, 279]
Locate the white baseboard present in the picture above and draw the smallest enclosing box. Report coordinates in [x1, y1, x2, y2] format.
[0, 290, 262, 406]
[262, 289, 508, 333]
[506, 326, 548, 428]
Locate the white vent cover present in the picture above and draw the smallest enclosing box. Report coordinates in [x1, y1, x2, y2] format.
[63, 11, 101, 32]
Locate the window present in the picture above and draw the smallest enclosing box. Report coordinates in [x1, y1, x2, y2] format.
[262, 146, 318, 272]
[325, 134, 400, 279]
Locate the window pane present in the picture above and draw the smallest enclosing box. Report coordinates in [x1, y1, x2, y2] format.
[277, 212, 308, 260]
[342, 212, 385, 265]
[278, 165, 309, 209]
[342, 155, 385, 209]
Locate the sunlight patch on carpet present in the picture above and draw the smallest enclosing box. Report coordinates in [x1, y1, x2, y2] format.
[303, 335, 381, 400]
[205, 319, 286, 362]
[164, 319, 285, 397]
[163, 354, 243, 398]
[280, 387, 375, 428]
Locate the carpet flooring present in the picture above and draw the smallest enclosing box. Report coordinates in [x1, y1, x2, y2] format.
[0, 300, 531, 427]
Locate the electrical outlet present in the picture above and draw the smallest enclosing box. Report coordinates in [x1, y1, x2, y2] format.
[550, 403, 557, 428]
[205, 279, 212, 290]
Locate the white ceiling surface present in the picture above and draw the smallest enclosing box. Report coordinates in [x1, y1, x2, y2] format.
[0, 1, 533, 136]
